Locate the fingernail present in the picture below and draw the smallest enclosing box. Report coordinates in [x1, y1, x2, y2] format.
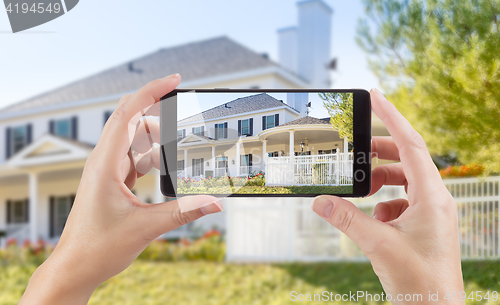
[311, 196, 334, 219]
[164, 73, 180, 79]
[372, 213, 378, 220]
[371, 88, 384, 98]
[200, 201, 223, 216]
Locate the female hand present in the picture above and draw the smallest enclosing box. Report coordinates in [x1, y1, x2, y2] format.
[20, 74, 223, 305]
[311, 88, 464, 304]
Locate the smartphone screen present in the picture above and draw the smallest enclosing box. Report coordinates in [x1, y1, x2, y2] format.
[160, 89, 371, 197]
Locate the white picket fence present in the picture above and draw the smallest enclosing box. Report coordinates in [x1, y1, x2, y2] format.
[265, 151, 353, 186]
[226, 176, 500, 262]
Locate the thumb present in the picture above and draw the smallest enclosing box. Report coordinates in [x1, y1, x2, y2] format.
[140, 195, 223, 239]
[311, 195, 392, 255]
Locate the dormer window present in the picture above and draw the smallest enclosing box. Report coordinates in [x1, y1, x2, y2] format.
[193, 126, 204, 136]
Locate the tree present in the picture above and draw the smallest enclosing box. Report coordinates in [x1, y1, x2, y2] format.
[319, 92, 354, 142]
[357, 0, 500, 172]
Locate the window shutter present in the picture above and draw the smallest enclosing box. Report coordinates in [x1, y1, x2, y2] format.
[275, 114, 279, 127]
[49, 120, 55, 134]
[49, 196, 55, 238]
[6, 200, 11, 224]
[238, 120, 241, 136]
[6, 127, 11, 159]
[262, 116, 266, 131]
[26, 124, 32, 144]
[248, 154, 253, 166]
[182, 129, 186, 138]
[192, 159, 195, 176]
[223, 122, 228, 138]
[201, 126, 204, 136]
[71, 116, 78, 140]
[201, 158, 204, 176]
[249, 118, 253, 136]
[214, 124, 218, 140]
[25, 199, 29, 222]
[192, 127, 195, 134]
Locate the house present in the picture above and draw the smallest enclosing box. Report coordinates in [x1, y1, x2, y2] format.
[175, 92, 353, 188]
[0, 0, 337, 244]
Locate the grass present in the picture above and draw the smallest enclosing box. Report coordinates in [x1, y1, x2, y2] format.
[178, 185, 354, 195]
[2, 260, 500, 304]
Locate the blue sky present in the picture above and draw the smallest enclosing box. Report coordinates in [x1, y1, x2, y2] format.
[0, 0, 379, 110]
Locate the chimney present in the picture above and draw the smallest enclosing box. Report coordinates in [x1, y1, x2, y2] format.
[287, 92, 309, 117]
[277, 27, 298, 74]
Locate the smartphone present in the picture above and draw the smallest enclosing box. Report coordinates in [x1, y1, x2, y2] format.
[160, 89, 371, 197]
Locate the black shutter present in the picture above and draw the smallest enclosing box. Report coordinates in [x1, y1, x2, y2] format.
[26, 124, 32, 144]
[71, 117, 78, 140]
[262, 116, 266, 131]
[238, 120, 242, 136]
[49, 120, 55, 134]
[223, 122, 228, 138]
[201, 158, 204, 176]
[214, 124, 218, 140]
[318, 150, 323, 155]
[49, 196, 55, 238]
[192, 127, 195, 134]
[6, 127, 11, 159]
[192, 159, 195, 176]
[249, 154, 253, 172]
[182, 129, 186, 138]
[201, 126, 205, 136]
[25, 199, 29, 222]
[275, 114, 279, 127]
[6, 200, 11, 224]
[249, 118, 253, 136]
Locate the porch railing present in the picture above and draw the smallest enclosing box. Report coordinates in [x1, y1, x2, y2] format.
[265, 152, 353, 186]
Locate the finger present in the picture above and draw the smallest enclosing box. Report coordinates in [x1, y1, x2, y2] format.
[134, 149, 153, 176]
[151, 145, 161, 170]
[369, 163, 407, 196]
[370, 88, 442, 194]
[131, 118, 160, 153]
[97, 74, 181, 170]
[141, 196, 223, 239]
[144, 101, 160, 117]
[372, 198, 409, 222]
[371, 136, 399, 161]
[311, 195, 394, 255]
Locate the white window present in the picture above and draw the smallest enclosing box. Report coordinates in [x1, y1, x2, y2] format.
[54, 119, 71, 138]
[193, 158, 203, 176]
[241, 119, 250, 135]
[194, 126, 203, 135]
[217, 123, 225, 139]
[9, 200, 28, 224]
[177, 160, 185, 171]
[12, 126, 27, 154]
[266, 115, 275, 129]
[177, 130, 184, 141]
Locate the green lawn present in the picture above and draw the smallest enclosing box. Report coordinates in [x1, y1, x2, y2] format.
[178, 185, 354, 195]
[2, 261, 500, 304]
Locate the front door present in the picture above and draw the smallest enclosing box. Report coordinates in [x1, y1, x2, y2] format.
[215, 157, 228, 177]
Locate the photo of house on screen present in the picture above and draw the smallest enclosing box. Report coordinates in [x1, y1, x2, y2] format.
[175, 91, 354, 194]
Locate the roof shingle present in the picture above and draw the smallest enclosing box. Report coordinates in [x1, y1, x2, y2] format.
[278, 116, 331, 127]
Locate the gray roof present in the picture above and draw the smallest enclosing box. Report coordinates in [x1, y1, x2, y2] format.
[1, 36, 277, 114]
[278, 116, 331, 127]
[178, 93, 297, 124]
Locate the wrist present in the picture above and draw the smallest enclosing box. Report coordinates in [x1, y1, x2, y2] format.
[20, 254, 99, 305]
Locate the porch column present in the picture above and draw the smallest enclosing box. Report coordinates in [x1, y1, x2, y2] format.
[211, 145, 216, 171]
[261, 139, 267, 170]
[29, 172, 38, 243]
[184, 149, 188, 179]
[289, 130, 295, 185]
[236, 141, 241, 176]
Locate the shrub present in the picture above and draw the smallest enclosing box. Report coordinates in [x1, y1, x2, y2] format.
[440, 164, 485, 178]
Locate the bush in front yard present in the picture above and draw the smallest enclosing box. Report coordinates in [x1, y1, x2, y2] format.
[440, 164, 485, 178]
